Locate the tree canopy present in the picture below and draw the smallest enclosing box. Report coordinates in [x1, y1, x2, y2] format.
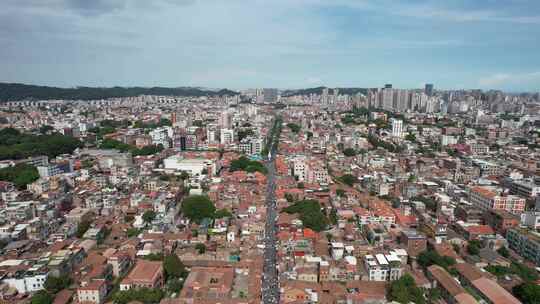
[163, 254, 187, 280]
[282, 199, 328, 232]
[229, 156, 267, 174]
[343, 148, 357, 157]
[387, 274, 425, 304]
[44, 276, 71, 294]
[0, 128, 82, 160]
[195, 243, 207, 254]
[112, 287, 164, 304]
[467, 240, 482, 255]
[142, 210, 156, 224]
[99, 138, 163, 156]
[287, 123, 301, 133]
[338, 174, 358, 187]
[0, 82, 238, 101]
[30, 290, 53, 304]
[417, 249, 456, 270]
[513, 283, 540, 304]
[181, 195, 216, 224]
[0, 163, 39, 189]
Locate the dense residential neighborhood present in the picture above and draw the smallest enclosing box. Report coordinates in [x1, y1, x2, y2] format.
[0, 86, 540, 304]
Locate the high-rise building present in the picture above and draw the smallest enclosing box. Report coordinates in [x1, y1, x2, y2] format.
[393, 89, 409, 112]
[263, 88, 279, 103]
[218, 111, 231, 128]
[425, 84, 434, 97]
[385, 84, 393, 89]
[322, 88, 329, 104]
[207, 128, 217, 144]
[220, 129, 234, 145]
[381, 88, 394, 111]
[391, 118, 403, 138]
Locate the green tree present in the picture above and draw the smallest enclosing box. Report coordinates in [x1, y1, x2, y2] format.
[75, 220, 91, 238]
[31, 291, 53, 304]
[343, 148, 357, 157]
[44, 276, 71, 294]
[387, 274, 425, 304]
[485, 265, 512, 278]
[0, 163, 39, 189]
[405, 133, 416, 142]
[417, 249, 456, 270]
[513, 283, 540, 304]
[467, 240, 482, 255]
[163, 254, 187, 280]
[287, 123, 301, 133]
[329, 209, 338, 225]
[282, 200, 328, 232]
[229, 156, 267, 174]
[142, 210, 156, 224]
[335, 189, 346, 197]
[195, 243, 206, 254]
[126, 228, 140, 238]
[112, 287, 164, 304]
[39, 125, 54, 134]
[181, 195, 216, 224]
[339, 174, 358, 186]
[285, 193, 295, 202]
[214, 208, 232, 219]
[511, 262, 539, 282]
[497, 246, 510, 258]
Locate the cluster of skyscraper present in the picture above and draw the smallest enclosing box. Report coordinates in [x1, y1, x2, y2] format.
[366, 84, 440, 113]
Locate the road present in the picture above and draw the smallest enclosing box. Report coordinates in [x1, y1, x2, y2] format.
[261, 139, 279, 303]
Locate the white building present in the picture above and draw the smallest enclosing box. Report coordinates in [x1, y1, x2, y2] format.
[511, 178, 540, 199]
[149, 127, 172, 148]
[0, 261, 49, 294]
[163, 156, 218, 175]
[390, 118, 403, 138]
[363, 251, 405, 282]
[292, 156, 307, 181]
[220, 128, 234, 145]
[521, 211, 540, 230]
[441, 135, 458, 147]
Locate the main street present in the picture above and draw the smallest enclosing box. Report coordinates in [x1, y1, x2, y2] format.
[261, 127, 280, 304]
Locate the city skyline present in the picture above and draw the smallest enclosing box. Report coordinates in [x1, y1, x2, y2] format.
[1, 0, 540, 91]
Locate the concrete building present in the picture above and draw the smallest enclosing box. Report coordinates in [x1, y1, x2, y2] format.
[427, 265, 478, 304]
[510, 177, 540, 199]
[506, 228, 540, 266]
[469, 186, 525, 215]
[390, 118, 403, 138]
[77, 280, 108, 304]
[220, 128, 234, 145]
[163, 156, 218, 175]
[363, 251, 406, 282]
[119, 260, 163, 291]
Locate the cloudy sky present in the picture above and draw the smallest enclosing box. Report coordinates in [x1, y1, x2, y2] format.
[1, 0, 540, 91]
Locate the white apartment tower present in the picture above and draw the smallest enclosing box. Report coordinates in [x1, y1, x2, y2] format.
[390, 118, 403, 138]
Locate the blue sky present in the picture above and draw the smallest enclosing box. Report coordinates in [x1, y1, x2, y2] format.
[1, 0, 539, 91]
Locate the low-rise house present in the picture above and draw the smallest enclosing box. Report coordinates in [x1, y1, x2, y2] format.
[119, 260, 163, 291]
[77, 279, 107, 304]
[427, 265, 478, 304]
[107, 251, 133, 278]
[454, 263, 520, 304]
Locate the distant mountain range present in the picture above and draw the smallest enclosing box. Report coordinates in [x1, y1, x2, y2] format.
[0, 83, 239, 102]
[281, 86, 370, 97]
